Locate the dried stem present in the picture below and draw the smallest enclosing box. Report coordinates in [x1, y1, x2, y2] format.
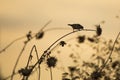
[50, 67, 53, 80]
[2, 72, 19, 80]
[0, 36, 26, 54]
[30, 28, 96, 75]
[10, 42, 28, 80]
[24, 45, 41, 80]
[38, 20, 52, 32]
[99, 32, 120, 72]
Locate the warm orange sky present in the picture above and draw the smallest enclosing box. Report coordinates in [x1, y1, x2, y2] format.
[0, 0, 120, 80]
[0, 0, 120, 38]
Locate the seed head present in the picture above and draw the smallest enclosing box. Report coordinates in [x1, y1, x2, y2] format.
[47, 57, 57, 68]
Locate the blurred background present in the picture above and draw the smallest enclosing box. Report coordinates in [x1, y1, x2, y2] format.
[0, 0, 120, 80]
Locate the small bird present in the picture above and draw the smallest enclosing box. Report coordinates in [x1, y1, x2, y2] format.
[95, 24, 102, 36]
[68, 24, 84, 31]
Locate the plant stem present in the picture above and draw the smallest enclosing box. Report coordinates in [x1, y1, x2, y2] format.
[99, 32, 120, 72]
[50, 67, 53, 80]
[0, 36, 26, 54]
[31, 29, 96, 74]
[10, 43, 27, 80]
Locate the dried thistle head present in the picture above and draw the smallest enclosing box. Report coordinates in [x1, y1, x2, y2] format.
[47, 57, 57, 68]
[18, 68, 32, 76]
[77, 35, 85, 43]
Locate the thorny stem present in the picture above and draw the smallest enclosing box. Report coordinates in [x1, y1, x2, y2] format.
[30, 29, 96, 75]
[3, 28, 96, 80]
[98, 32, 120, 72]
[0, 27, 82, 54]
[32, 31, 79, 69]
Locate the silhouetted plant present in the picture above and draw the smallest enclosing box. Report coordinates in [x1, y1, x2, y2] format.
[77, 35, 85, 43]
[1, 22, 120, 80]
[46, 56, 57, 68]
[96, 25, 102, 36]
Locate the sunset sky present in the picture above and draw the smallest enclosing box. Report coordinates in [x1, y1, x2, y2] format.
[0, 0, 120, 79]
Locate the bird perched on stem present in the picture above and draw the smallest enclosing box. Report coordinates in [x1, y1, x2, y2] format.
[95, 24, 102, 36]
[68, 24, 84, 31]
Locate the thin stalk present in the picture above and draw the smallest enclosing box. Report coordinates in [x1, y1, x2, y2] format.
[0, 20, 52, 54]
[99, 32, 120, 72]
[26, 45, 36, 68]
[50, 67, 53, 80]
[44, 28, 70, 32]
[2, 72, 19, 80]
[10, 43, 27, 80]
[34, 45, 41, 80]
[24, 45, 41, 80]
[0, 36, 26, 54]
[38, 20, 52, 32]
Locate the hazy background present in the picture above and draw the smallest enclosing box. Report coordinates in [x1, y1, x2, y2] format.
[0, 0, 120, 80]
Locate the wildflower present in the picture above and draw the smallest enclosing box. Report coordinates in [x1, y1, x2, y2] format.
[35, 31, 44, 39]
[77, 35, 85, 43]
[60, 41, 66, 47]
[68, 24, 84, 31]
[47, 57, 57, 68]
[96, 25, 102, 36]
